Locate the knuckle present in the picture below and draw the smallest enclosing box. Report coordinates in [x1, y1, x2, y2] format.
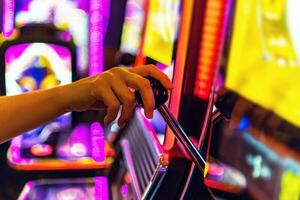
[149, 64, 156, 70]
[110, 67, 125, 75]
[122, 93, 135, 105]
[143, 79, 151, 88]
[101, 71, 114, 80]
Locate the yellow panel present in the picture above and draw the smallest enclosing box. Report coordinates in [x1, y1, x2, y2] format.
[226, 0, 300, 126]
[143, 0, 180, 66]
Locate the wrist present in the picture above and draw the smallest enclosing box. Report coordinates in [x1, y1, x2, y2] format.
[54, 84, 73, 113]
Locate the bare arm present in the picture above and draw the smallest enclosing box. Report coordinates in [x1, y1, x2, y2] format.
[0, 65, 173, 143]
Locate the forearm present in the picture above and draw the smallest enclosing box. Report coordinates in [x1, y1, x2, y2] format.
[0, 85, 69, 143]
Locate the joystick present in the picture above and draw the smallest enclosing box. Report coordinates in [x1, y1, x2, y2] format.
[135, 77, 207, 175]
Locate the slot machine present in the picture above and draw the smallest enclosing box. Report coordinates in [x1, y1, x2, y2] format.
[108, 0, 229, 198]
[208, 0, 300, 199]
[0, 24, 113, 171]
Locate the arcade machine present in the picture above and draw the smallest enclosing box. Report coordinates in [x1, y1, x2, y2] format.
[207, 0, 300, 199]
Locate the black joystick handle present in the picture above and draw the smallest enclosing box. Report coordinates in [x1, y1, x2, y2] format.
[135, 77, 168, 109]
[135, 77, 207, 176]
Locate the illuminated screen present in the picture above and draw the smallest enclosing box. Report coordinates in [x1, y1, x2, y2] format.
[120, 0, 146, 55]
[15, 0, 89, 73]
[5, 43, 72, 145]
[143, 0, 181, 66]
[226, 0, 300, 126]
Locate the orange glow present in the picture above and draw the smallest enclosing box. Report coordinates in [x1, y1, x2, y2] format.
[164, 0, 195, 150]
[7, 142, 114, 171]
[194, 0, 229, 99]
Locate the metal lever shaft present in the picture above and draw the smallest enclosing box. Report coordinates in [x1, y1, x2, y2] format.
[158, 104, 207, 173]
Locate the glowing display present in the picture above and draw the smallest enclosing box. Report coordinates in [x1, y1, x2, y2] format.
[226, 0, 300, 126]
[143, 0, 181, 66]
[15, 0, 89, 73]
[5, 43, 72, 94]
[120, 0, 146, 55]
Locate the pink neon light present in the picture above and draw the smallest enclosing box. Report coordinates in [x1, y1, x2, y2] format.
[91, 122, 106, 162]
[94, 176, 109, 200]
[89, 0, 110, 76]
[2, 0, 15, 38]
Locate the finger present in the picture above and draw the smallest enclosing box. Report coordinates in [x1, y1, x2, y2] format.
[89, 101, 106, 110]
[109, 76, 136, 127]
[129, 65, 173, 89]
[122, 72, 154, 118]
[118, 102, 135, 128]
[94, 86, 120, 125]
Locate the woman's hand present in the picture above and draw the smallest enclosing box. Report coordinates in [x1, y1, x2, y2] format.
[63, 65, 173, 127]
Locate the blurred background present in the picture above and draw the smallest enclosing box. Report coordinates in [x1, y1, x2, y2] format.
[0, 0, 299, 199]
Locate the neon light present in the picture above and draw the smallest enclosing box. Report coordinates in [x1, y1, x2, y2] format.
[69, 124, 89, 157]
[91, 122, 106, 162]
[194, 0, 228, 99]
[89, 0, 110, 76]
[30, 144, 53, 157]
[70, 143, 88, 157]
[7, 135, 113, 170]
[2, 0, 14, 38]
[165, 0, 194, 150]
[95, 176, 109, 200]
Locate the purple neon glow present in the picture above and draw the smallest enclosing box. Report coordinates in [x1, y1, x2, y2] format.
[69, 124, 90, 157]
[94, 176, 109, 200]
[91, 122, 105, 162]
[120, 184, 129, 197]
[89, 0, 110, 76]
[2, 0, 15, 38]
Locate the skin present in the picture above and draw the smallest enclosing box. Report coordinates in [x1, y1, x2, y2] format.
[0, 65, 173, 143]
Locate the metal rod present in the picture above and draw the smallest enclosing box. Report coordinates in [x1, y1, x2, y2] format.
[158, 104, 207, 173]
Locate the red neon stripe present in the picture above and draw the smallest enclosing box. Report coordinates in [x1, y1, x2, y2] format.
[194, 0, 227, 99]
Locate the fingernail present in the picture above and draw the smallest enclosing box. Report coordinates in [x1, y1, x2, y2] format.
[147, 112, 153, 119]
